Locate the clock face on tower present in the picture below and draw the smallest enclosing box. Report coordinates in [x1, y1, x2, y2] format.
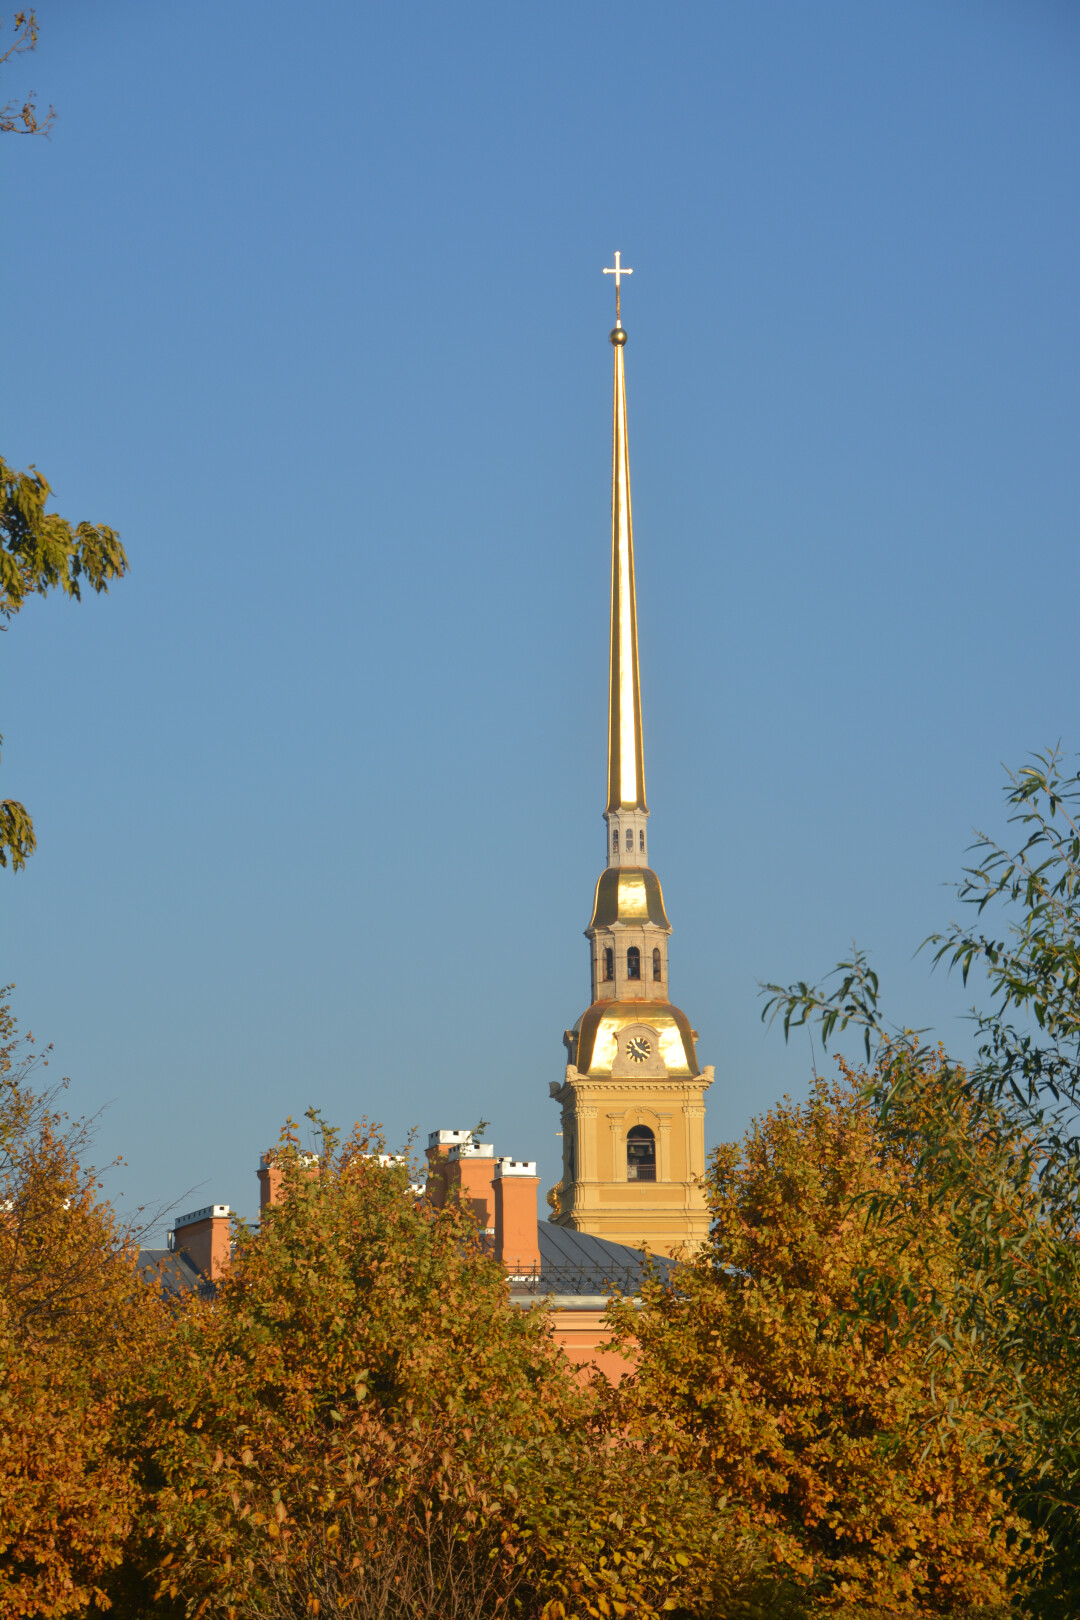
[627, 1035, 652, 1063]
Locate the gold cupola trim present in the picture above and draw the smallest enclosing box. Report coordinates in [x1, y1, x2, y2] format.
[567, 1000, 700, 1079]
[587, 866, 671, 933]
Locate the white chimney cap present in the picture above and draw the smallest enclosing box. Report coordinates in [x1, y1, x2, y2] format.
[449, 1141, 495, 1160]
[173, 1204, 231, 1230]
[427, 1128, 472, 1149]
[494, 1160, 537, 1178]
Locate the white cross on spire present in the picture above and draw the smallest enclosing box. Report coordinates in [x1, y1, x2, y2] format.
[603, 250, 634, 325]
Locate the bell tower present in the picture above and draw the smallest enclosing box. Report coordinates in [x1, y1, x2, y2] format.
[549, 256, 713, 1255]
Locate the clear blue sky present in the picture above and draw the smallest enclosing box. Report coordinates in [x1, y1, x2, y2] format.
[3, 1, 1077, 1237]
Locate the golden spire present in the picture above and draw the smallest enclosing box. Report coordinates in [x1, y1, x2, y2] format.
[603, 252, 646, 814]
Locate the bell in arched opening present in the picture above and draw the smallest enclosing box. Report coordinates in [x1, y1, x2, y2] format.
[626, 1124, 656, 1182]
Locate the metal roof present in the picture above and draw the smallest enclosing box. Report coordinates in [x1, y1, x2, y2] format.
[505, 1224, 674, 1298]
[137, 1248, 214, 1297]
[137, 1225, 673, 1303]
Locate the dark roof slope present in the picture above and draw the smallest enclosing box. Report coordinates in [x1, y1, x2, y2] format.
[522, 1224, 674, 1297]
[138, 1248, 213, 1298]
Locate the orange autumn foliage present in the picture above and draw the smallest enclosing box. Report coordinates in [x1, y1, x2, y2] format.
[0, 1003, 155, 1618]
[0, 1015, 1048, 1617]
[0, 1339, 138, 1618]
[131, 1120, 741, 1620]
[609, 1060, 1037, 1615]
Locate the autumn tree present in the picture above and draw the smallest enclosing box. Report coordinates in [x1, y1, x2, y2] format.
[762, 749, 1080, 1612]
[609, 1062, 1035, 1616]
[125, 1117, 781, 1620]
[0, 999, 160, 1618]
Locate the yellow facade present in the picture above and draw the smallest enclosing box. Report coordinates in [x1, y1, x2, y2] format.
[550, 1065, 713, 1253]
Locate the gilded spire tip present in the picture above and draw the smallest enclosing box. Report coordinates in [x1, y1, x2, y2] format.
[605, 257, 646, 817]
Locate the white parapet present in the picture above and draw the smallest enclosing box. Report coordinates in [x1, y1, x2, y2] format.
[174, 1204, 231, 1230]
[427, 1128, 472, 1150]
[494, 1159, 537, 1178]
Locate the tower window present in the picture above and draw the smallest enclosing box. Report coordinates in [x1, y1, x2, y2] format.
[627, 946, 641, 980]
[625, 828, 633, 852]
[639, 829, 645, 853]
[603, 946, 614, 982]
[627, 1125, 656, 1182]
[652, 947, 662, 981]
[612, 831, 619, 853]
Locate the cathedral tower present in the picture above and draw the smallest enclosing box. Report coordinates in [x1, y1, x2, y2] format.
[549, 257, 713, 1254]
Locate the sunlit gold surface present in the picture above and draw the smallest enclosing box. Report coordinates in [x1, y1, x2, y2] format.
[607, 332, 647, 813]
[571, 1000, 699, 1077]
[586, 866, 671, 932]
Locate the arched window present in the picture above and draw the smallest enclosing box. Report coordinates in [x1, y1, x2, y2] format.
[627, 1125, 656, 1182]
[639, 829, 645, 853]
[603, 946, 614, 982]
[625, 827, 633, 852]
[627, 946, 641, 980]
[652, 947, 662, 981]
[612, 830, 619, 853]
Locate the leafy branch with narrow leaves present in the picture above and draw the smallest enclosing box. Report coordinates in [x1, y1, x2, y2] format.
[1, 455, 128, 871]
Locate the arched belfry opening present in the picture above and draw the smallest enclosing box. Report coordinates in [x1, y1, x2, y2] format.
[626, 1125, 656, 1182]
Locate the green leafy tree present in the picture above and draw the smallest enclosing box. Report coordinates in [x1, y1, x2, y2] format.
[1, 456, 127, 868]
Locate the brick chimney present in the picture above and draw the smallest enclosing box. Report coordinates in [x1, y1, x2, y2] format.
[257, 1150, 319, 1212]
[171, 1204, 232, 1281]
[494, 1160, 540, 1276]
[424, 1129, 473, 1210]
[257, 1153, 282, 1212]
[446, 1140, 497, 1235]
